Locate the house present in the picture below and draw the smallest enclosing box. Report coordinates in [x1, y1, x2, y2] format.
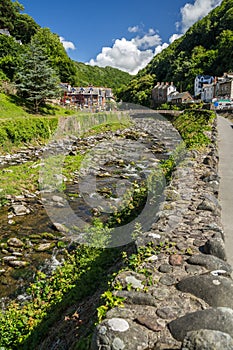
[201, 83, 217, 102]
[216, 72, 233, 100]
[194, 75, 215, 97]
[60, 84, 114, 110]
[152, 82, 177, 105]
[171, 91, 194, 104]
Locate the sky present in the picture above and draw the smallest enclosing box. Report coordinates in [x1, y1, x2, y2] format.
[19, 0, 222, 75]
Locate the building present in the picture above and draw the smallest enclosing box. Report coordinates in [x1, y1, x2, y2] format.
[216, 73, 233, 100]
[60, 84, 114, 110]
[194, 75, 215, 97]
[201, 83, 217, 102]
[152, 82, 177, 105]
[171, 91, 194, 104]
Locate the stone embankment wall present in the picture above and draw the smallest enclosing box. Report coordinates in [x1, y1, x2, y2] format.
[91, 118, 233, 349]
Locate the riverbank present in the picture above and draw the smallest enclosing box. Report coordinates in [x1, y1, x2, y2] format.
[91, 114, 233, 349]
[0, 108, 228, 349]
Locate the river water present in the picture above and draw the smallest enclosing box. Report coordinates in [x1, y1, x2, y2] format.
[0, 111, 182, 300]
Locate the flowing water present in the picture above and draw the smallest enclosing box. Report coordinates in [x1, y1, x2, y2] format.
[0, 112, 182, 300]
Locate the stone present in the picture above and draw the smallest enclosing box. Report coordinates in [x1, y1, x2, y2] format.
[187, 254, 232, 274]
[52, 195, 64, 203]
[11, 204, 30, 216]
[177, 274, 233, 308]
[159, 275, 176, 286]
[114, 291, 157, 306]
[34, 243, 55, 252]
[169, 254, 183, 266]
[108, 318, 129, 332]
[156, 307, 178, 320]
[7, 237, 24, 248]
[197, 193, 220, 213]
[204, 236, 226, 261]
[53, 223, 69, 234]
[112, 337, 125, 350]
[91, 318, 151, 350]
[182, 329, 233, 350]
[169, 307, 233, 341]
[125, 276, 144, 290]
[135, 315, 164, 332]
[8, 260, 28, 268]
[159, 264, 173, 273]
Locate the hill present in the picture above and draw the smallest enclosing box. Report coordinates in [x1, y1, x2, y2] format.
[116, 0, 233, 106]
[74, 61, 132, 90]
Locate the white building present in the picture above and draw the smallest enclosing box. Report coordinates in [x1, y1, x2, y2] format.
[194, 75, 215, 97]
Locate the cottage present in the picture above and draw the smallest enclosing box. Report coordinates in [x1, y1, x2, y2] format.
[152, 82, 177, 106]
[171, 91, 194, 104]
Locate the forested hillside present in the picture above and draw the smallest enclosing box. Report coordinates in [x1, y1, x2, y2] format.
[116, 0, 233, 106]
[0, 0, 131, 90]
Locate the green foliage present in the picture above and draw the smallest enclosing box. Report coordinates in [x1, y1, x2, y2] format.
[74, 62, 132, 91]
[0, 115, 58, 146]
[0, 244, 120, 349]
[16, 41, 60, 112]
[116, 74, 155, 106]
[172, 109, 215, 148]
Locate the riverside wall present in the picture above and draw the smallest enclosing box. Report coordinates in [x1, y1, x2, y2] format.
[91, 117, 233, 350]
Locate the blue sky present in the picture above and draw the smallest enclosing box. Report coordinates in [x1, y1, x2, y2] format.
[19, 0, 222, 74]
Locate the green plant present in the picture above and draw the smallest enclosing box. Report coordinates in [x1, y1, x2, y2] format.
[97, 291, 125, 323]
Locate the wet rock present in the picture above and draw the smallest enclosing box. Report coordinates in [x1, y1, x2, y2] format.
[177, 274, 233, 308]
[53, 223, 69, 234]
[187, 254, 232, 274]
[8, 260, 28, 268]
[169, 307, 233, 341]
[34, 242, 55, 252]
[7, 237, 24, 248]
[11, 204, 30, 216]
[182, 329, 233, 350]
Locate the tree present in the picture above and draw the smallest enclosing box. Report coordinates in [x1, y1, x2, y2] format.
[11, 14, 40, 44]
[31, 28, 78, 84]
[16, 42, 60, 113]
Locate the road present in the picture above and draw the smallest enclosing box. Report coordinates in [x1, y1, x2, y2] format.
[218, 115, 233, 268]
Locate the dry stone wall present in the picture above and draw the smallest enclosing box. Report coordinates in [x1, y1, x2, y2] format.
[91, 118, 233, 349]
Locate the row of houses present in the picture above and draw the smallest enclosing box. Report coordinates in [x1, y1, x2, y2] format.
[151, 72, 233, 108]
[151, 82, 193, 107]
[195, 73, 233, 108]
[60, 83, 115, 111]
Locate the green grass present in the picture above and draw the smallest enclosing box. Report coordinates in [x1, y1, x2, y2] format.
[0, 93, 30, 118]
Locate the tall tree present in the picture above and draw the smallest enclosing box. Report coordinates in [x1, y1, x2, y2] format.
[16, 42, 60, 113]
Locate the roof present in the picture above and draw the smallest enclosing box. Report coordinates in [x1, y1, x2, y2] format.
[171, 91, 192, 99]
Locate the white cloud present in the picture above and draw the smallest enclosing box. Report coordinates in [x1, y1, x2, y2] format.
[128, 25, 140, 33]
[87, 30, 165, 75]
[169, 33, 182, 44]
[60, 36, 76, 51]
[179, 0, 222, 33]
